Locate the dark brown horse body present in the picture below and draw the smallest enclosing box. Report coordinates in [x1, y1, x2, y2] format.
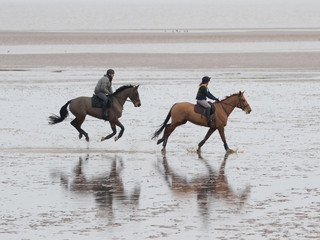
[152, 91, 251, 153]
[49, 85, 141, 142]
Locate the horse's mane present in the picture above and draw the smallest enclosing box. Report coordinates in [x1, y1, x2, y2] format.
[222, 92, 240, 101]
[112, 85, 134, 95]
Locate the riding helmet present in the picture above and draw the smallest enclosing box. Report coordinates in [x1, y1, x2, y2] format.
[202, 76, 211, 84]
[107, 69, 115, 75]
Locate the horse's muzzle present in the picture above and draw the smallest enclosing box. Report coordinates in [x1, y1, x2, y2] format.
[134, 101, 141, 107]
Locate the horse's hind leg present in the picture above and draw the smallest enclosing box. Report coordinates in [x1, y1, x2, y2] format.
[161, 120, 187, 151]
[198, 128, 216, 153]
[70, 116, 89, 142]
[70, 118, 82, 138]
[157, 124, 171, 145]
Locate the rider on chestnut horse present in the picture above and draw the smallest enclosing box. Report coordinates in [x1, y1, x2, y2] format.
[196, 76, 220, 126]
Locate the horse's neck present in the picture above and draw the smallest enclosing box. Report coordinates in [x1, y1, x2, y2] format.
[113, 90, 130, 106]
[221, 96, 237, 116]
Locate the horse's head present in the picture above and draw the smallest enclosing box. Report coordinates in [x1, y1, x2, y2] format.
[129, 85, 141, 107]
[113, 85, 141, 107]
[237, 91, 251, 114]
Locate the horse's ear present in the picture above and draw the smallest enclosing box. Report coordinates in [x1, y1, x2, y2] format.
[135, 85, 140, 89]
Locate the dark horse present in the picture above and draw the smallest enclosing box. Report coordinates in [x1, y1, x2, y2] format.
[152, 91, 251, 153]
[49, 85, 141, 142]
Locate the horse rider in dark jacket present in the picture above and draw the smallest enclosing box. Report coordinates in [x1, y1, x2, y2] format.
[196, 76, 219, 126]
[94, 69, 114, 120]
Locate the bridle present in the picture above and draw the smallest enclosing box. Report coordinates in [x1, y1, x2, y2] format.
[220, 94, 249, 116]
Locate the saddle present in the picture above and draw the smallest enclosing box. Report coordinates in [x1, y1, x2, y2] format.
[194, 102, 215, 115]
[91, 94, 111, 108]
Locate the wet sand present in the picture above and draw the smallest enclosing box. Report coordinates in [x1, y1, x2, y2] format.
[2, 52, 320, 69]
[1, 30, 320, 69]
[2, 30, 320, 45]
[1, 30, 320, 239]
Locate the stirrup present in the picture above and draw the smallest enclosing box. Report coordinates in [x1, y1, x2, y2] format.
[207, 118, 214, 126]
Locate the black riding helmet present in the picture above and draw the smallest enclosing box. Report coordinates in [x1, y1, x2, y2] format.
[202, 76, 211, 84]
[107, 69, 115, 75]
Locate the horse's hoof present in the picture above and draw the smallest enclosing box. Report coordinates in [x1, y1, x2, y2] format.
[114, 136, 118, 141]
[85, 137, 89, 142]
[101, 137, 105, 142]
[197, 148, 201, 154]
[226, 148, 235, 154]
[157, 138, 164, 145]
[79, 133, 83, 139]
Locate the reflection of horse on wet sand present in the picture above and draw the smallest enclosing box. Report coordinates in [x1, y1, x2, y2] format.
[59, 155, 140, 217]
[152, 91, 251, 153]
[156, 153, 250, 219]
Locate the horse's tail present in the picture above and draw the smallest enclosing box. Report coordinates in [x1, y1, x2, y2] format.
[152, 106, 173, 140]
[48, 100, 72, 125]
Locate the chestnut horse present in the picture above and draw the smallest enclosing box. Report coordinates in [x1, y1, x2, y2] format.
[152, 91, 251, 153]
[49, 85, 141, 142]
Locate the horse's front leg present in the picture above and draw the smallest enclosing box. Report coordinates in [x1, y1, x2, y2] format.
[218, 127, 234, 154]
[197, 127, 216, 153]
[101, 123, 116, 141]
[114, 119, 125, 142]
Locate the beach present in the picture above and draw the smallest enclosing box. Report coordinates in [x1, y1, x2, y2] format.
[1, 30, 320, 69]
[1, 26, 320, 240]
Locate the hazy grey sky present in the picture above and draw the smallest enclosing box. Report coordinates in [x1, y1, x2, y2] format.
[1, 0, 319, 30]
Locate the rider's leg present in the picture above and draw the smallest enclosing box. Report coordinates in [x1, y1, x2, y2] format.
[197, 100, 212, 126]
[95, 92, 109, 120]
[205, 107, 213, 126]
[102, 100, 108, 120]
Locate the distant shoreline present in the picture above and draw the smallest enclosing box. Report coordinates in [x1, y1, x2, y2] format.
[1, 27, 320, 33]
[1, 29, 320, 45]
[1, 30, 320, 69]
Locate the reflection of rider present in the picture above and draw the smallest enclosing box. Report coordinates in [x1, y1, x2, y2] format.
[94, 69, 115, 120]
[196, 76, 219, 126]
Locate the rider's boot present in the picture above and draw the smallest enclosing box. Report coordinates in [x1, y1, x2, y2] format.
[206, 107, 213, 126]
[102, 101, 108, 120]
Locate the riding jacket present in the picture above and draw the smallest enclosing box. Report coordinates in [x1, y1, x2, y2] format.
[94, 75, 113, 95]
[196, 84, 219, 101]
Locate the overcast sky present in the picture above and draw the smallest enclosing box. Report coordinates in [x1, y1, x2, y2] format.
[1, 0, 319, 30]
